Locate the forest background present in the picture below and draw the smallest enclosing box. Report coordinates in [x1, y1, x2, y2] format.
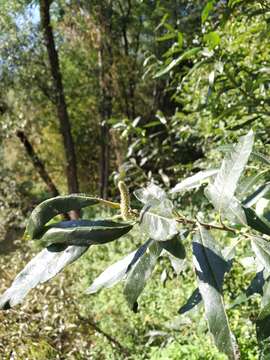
[0, 0, 270, 359]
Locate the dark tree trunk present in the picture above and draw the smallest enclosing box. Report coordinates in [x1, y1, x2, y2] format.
[39, 0, 79, 196]
[98, 3, 113, 199]
[16, 130, 59, 197]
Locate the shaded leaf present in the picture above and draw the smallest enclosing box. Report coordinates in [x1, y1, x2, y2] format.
[0, 244, 88, 309]
[126, 239, 151, 273]
[178, 288, 202, 314]
[246, 270, 265, 297]
[193, 225, 239, 359]
[244, 207, 270, 236]
[229, 271, 265, 309]
[39, 220, 133, 247]
[27, 195, 100, 239]
[160, 235, 186, 259]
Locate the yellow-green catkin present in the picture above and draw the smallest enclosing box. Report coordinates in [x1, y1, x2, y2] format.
[118, 181, 131, 221]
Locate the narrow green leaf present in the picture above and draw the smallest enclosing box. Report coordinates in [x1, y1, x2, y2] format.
[201, 1, 214, 23]
[178, 32, 183, 48]
[154, 47, 201, 78]
[39, 220, 133, 247]
[0, 244, 88, 309]
[156, 32, 176, 42]
[193, 225, 239, 359]
[27, 195, 101, 239]
[124, 240, 162, 310]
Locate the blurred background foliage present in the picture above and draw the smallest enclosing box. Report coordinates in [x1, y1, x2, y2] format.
[0, 0, 269, 358]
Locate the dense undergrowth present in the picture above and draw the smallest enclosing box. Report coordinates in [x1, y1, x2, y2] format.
[0, 211, 259, 359]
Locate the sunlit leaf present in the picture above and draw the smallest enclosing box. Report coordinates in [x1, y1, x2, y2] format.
[86, 250, 137, 294]
[134, 183, 167, 204]
[0, 244, 88, 309]
[140, 200, 179, 241]
[205, 130, 254, 224]
[124, 240, 162, 310]
[256, 278, 270, 359]
[170, 169, 218, 193]
[204, 31, 221, 49]
[154, 47, 201, 78]
[193, 225, 239, 359]
[251, 236, 270, 272]
[135, 184, 179, 241]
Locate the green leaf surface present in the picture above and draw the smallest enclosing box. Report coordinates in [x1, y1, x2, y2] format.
[202, 1, 214, 23]
[0, 244, 88, 309]
[193, 225, 239, 359]
[154, 47, 201, 78]
[204, 31, 221, 49]
[27, 194, 100, 239]
[39, 220, 133, 247]
[124, 240, 162, 310]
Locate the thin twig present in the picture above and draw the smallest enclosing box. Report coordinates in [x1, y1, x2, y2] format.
[174, 211, 237, 234]
[77, 314, 130, 357]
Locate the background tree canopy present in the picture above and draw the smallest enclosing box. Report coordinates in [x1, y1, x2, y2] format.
[0, 0, 269, 359]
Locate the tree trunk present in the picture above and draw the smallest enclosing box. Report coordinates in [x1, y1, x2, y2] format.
[98, 3, 113, 199]
[16, 130, 59, 197]
[39, 0, 79, 196]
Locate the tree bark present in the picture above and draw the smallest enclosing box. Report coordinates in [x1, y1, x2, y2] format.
[16, 130, 59, 197]
[97, 3, 113, 199]
[39, 0, 79, 196]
